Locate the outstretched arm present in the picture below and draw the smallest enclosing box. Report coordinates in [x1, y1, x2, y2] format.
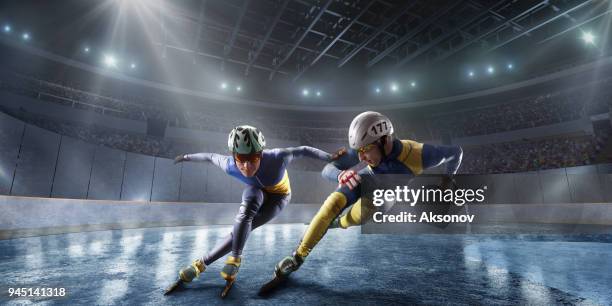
[421, 144, 463, 176]
[174, 153, 231, 172]
[277, 146, 335, 163]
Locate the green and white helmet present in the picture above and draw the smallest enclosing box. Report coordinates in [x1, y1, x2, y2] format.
[228, 125, 266, 154]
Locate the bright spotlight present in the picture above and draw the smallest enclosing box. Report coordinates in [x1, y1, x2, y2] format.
[410, 81, 416, 88]
[316, 91, 321, 97]
[103, 54, 117, 68]
[507, 63, 513, 70]
[22, 32, 30, 40]
[3, 25, 10, 33]
[487, 65, 494, 74]
[468, 70, 475, 78]
[390, 83, 398, 92]
[302, 89, 309, 96]
[375, 87, 381, 94]
[236, 86, 242, 92]
[220, 82, 228, 89]
[84, 47, 90, 53]
[130, 63, 136, 69]
[581, 31, 595, 45]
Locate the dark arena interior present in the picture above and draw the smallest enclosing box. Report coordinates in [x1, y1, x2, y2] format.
[1, 0, 612, 305]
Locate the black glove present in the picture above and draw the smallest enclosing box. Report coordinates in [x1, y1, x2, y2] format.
[174, 154, 188, 164]
[330, 147, 347, 161]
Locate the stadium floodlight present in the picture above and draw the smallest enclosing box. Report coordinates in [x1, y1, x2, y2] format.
[3, 25, 10, 33]
[130, 63, 136, 69]
[507, 63, 513, 70]
[220, 82, 228, 89]
[84, 47, 90, 53]
[390, 83, 398, 92]
[302, 89, 309, 96]
[22, 32, 30, 40]
[375, 87, 381, 94]
[487, 65, 494, 74]
[236, 86, 242, 92]
[468, 70, 475, 78]
[581, 31, 595, 45]
[410, 81, 416, 88]
[316, 91, 321, 97]
[103, 54, 117, 68]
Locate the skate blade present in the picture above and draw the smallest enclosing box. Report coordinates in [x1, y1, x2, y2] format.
[258, 275, 286, 296]
[164, 280, 183, 296]
[220, 279, 235, 298]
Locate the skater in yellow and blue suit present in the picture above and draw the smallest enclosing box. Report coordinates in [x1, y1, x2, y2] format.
[261, 111, 463, 292]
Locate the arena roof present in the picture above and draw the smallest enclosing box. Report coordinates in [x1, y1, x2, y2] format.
[0, 0, 610, 105]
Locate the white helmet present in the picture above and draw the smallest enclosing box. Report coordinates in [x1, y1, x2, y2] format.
[348, 111, 394, 149]
[228, 125, 266, 154]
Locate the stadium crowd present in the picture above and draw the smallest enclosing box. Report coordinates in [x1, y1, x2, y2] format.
[0, 70, 347, 142]
[1, 69, 610, 174]
[429, 81, 612, 138]
[3, 105, 602, 174]
[458, 136, 597, 174]
[5, 69, 612, 143]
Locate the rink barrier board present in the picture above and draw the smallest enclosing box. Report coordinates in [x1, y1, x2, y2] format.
[1, 195, 612, 239]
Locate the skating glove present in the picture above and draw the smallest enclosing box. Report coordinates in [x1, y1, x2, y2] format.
[174, 154, 189, 164]
[330, 147, 347, 161]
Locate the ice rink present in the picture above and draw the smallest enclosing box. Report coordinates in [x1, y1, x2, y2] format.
[1, 223, 611, 305]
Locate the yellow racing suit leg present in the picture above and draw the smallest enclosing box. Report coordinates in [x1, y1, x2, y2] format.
[338, 198, 377, 229]
[296, 191, 347, 258]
